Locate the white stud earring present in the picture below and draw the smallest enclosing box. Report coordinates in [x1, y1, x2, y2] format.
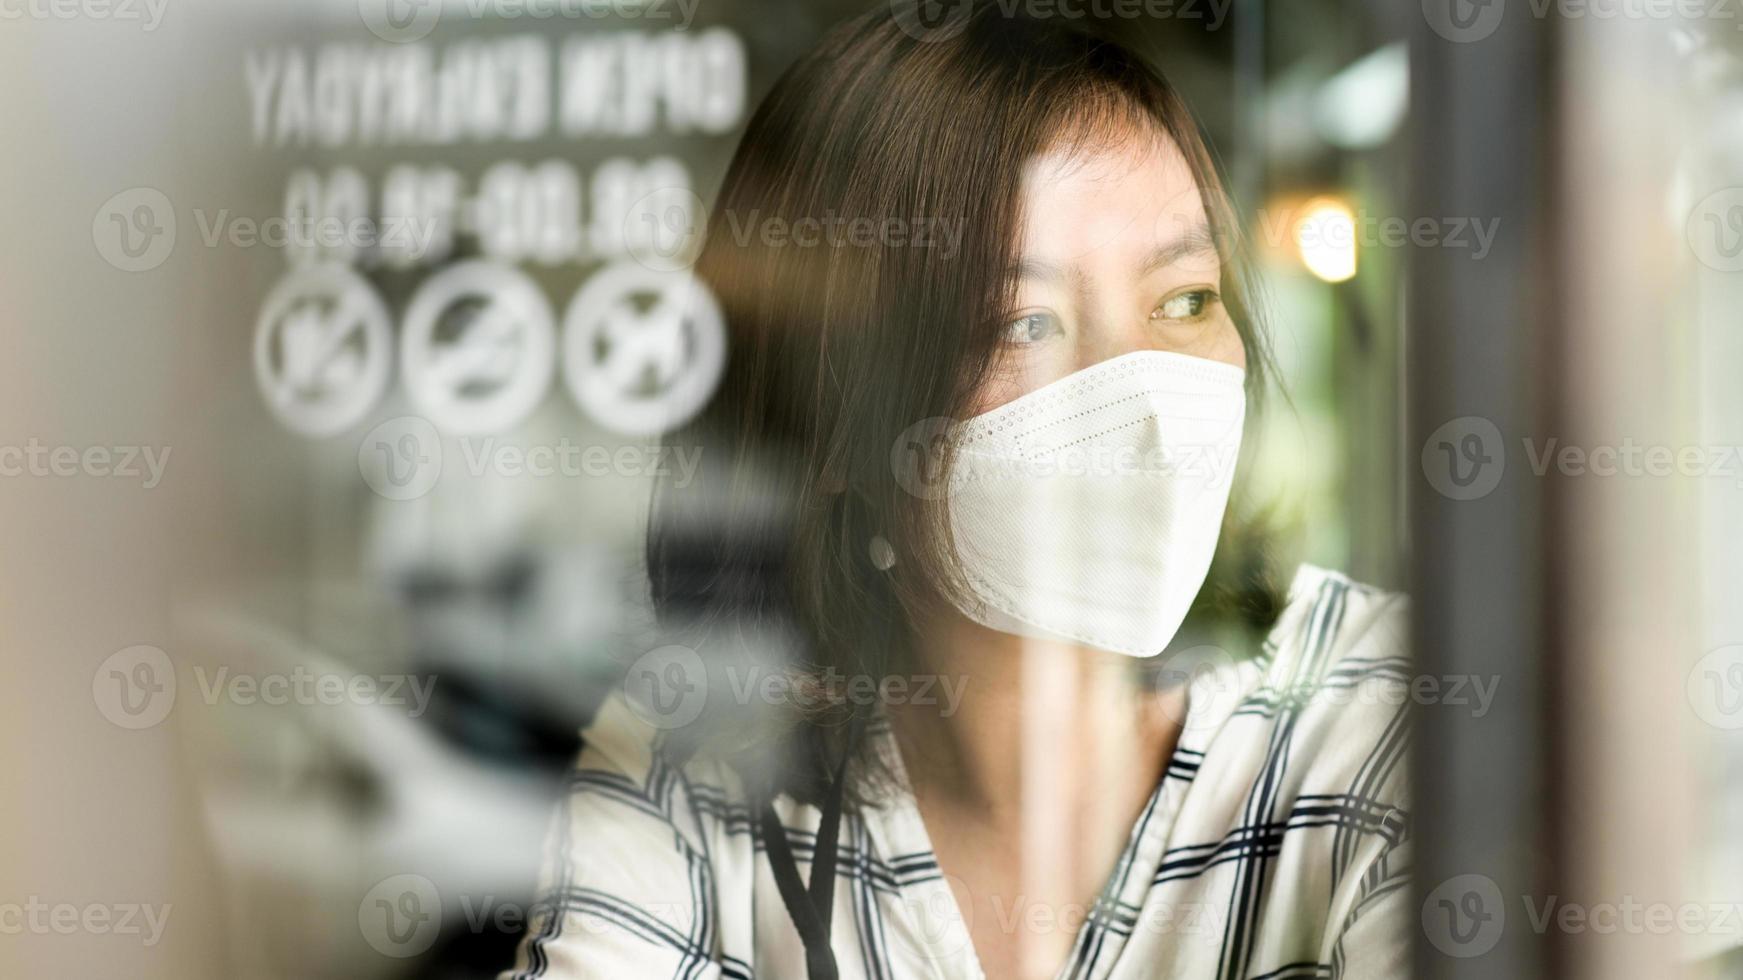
[868, 535, 897, 571]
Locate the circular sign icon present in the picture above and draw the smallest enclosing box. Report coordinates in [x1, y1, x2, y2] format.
[562, 263, 726, 438]
[1421, 0, 1505, 44]
[359, 416, 443, 501]
[622, 645, 708, 731]
[93, 187, 176, 273]
[890, 0, 973, 43]
[254, 263, 395, 437]
[1689, 644, 1743, 731]
[358, 873, 442, 958]
[93, 644, 177, 730]
[402, 261, 557, 435]
[358, 0, 440, 43]
[1421, 873, 1505, 958]
[1686, 187, 1743, 273]
[1420, 416, 1505, 502]
[622, 186, 707, 273]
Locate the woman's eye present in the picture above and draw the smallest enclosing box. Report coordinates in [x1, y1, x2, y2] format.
[1153, 289, 1219, 322]
[1001, 312, 1062, 345]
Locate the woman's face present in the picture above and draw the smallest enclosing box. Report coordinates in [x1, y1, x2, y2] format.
[972, 131, 1246, 415]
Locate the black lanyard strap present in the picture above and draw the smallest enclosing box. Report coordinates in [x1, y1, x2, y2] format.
[758, 742, 853, 980]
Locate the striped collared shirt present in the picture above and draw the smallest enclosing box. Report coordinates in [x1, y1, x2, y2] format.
[504, 564, 1412, 979]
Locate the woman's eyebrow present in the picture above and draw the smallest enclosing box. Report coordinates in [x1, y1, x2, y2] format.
[1008, 257, 1088, 293]
[1141, 222, 1219, 273]
[1006, 221, 1217, 284]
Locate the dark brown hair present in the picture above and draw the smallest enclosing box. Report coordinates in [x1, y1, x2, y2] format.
[646, 0, 1277, 804]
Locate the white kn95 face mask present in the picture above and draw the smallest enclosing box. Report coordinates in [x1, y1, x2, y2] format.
[943, 350, 1246, 657]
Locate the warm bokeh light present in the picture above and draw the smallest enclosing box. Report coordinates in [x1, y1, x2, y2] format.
[1294, 196, 1358, 283]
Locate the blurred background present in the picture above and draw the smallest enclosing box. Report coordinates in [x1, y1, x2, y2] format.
[1, 0, 1741, 977]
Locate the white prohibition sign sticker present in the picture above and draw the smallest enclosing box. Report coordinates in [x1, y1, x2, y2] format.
[562, 262, 726, 437]
[401, 260, 556, 434]
[253, 263, 394, 437]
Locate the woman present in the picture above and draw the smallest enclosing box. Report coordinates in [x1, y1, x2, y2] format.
[507, 3, 1411, 978]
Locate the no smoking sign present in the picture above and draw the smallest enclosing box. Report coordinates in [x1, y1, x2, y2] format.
[253, 259, 726, 439]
